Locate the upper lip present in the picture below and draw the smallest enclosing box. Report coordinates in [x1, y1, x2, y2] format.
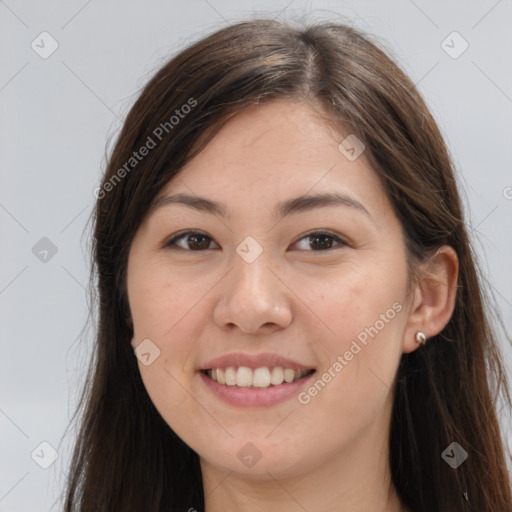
[199, 352, 315, 371]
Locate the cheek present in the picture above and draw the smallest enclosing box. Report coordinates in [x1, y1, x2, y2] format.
[128, 260, 208, 342]
[128, 265, 208, 433]
[308, 260, 407, 346]
[128, 261, 215, 407]
[306, 266, 406, 417]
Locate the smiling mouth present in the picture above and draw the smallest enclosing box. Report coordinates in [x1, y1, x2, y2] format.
[202, 366, 316, 389]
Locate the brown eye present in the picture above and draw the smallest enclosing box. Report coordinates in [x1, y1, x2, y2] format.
[293, 231, 347, 251]
[165, 231, 217, 251]
[164, 230, 347, 252]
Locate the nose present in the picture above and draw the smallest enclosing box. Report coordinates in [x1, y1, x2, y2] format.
[212, 249, 293, 335]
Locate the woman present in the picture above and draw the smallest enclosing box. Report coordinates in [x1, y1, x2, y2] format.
[64, 18, 512, 512]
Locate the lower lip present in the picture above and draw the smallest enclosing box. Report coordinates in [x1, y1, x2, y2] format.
[198, 370, 316, 408]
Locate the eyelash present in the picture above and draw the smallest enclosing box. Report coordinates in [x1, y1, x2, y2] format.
[163, 230, 348, 252]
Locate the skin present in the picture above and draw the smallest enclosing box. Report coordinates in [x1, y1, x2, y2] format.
[126, 99, 458, 512]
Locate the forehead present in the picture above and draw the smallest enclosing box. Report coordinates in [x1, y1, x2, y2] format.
[155, 99, 388, 220]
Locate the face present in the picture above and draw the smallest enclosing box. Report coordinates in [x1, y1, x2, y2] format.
[127, 99, 415, 480]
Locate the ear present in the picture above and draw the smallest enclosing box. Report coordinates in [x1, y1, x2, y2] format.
[402, 245, 459, 354]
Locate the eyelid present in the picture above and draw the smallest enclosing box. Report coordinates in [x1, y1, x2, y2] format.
[163, 229, 218, 250]
[163, 229, 349, 252]
[291, 229, 348, 250]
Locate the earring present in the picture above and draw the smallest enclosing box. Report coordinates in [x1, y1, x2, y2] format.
[415, 331, 427, 346]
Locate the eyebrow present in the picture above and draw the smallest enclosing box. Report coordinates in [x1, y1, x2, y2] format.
[150, 191, 371, 220]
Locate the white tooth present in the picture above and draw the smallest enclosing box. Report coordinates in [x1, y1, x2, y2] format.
[236, 366, 253, 387]
[253, 367, 271, 388]
[284, 368, 295, 383]
[214, 366, 306, 387]
[216, 368, 225, 385]
[225, 366, 237, 386]
[270, 366, 285, 385]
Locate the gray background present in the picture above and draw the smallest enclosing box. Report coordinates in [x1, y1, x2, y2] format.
[1, 1, 511, 510]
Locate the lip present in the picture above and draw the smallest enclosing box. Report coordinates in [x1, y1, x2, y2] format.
[198, 369, 316, 408]
[199, 352, 315, 371]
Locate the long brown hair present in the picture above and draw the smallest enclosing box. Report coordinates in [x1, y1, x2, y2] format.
[63, 18, 512, 511]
